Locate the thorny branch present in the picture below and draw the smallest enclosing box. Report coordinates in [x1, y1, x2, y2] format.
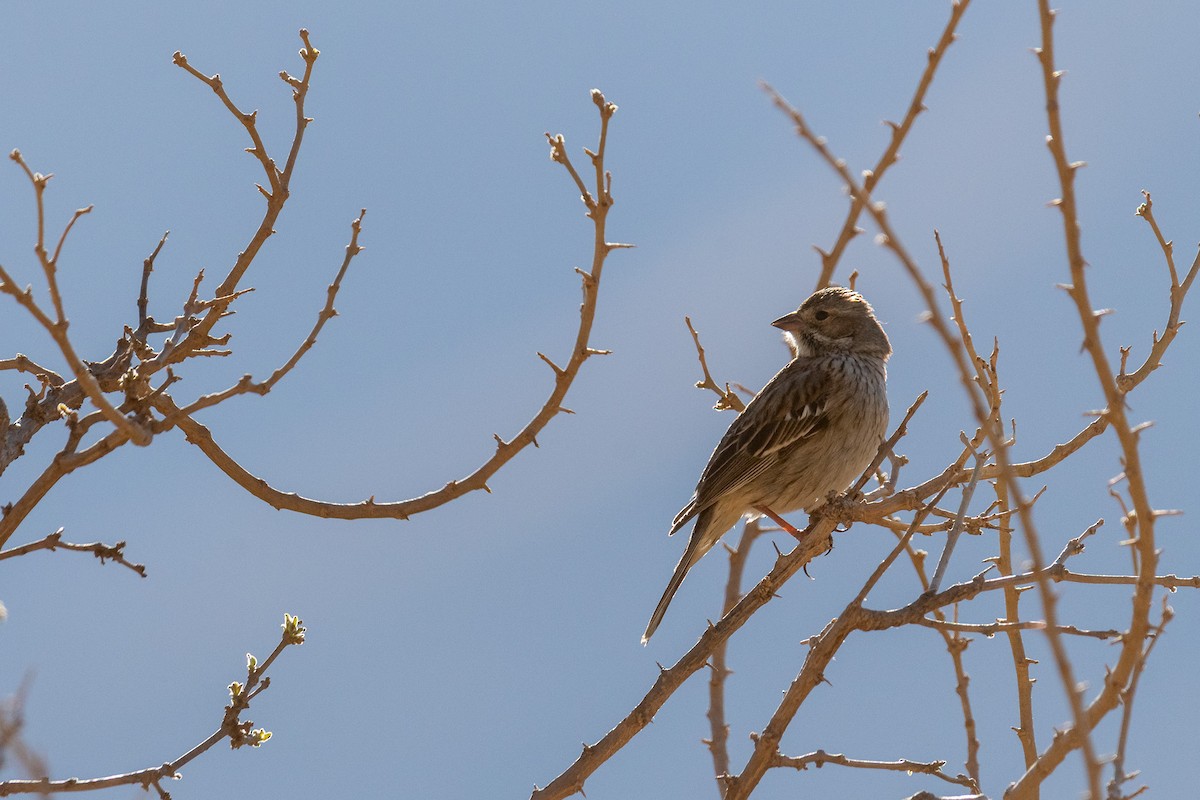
[142, 89, 626, 521]
[812, 0, 972, 291]
[532, 395, 927, 800]
[770, 749, 977, 792]
[542, 6, 1197, 798]
[894, 522, 981, 786]
[704, 518, 764, 789]
[765, 73, 1111, 797]
[1, 41, 625, 556]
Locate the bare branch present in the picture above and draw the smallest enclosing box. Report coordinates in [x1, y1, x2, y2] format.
[151, 210, 367, 423]
[0, 528, 146, 577]
[136, 231, 170, 336]
[813, 0, 972, 290]
[159, 93, 625, 523]
[914, 616, 1122, 642]
[1005, 6, 1168, 796]
[2, 153, 150, 446]
[685, 316, 745, 412]
[928, 438, 986, 593]
[0, 615, 304, 797]
[1118, 192, 1200, 391]
[1107, 597, 1173, 799]
[770, 748, 977, 792]
[705, 519, 764, 789]
[0, 355, 64, 386]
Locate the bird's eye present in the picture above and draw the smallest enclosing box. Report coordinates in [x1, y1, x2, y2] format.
[814, 310, 829, 321]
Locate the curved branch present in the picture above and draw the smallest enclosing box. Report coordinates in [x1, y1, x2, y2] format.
[159, 92, 626, 522]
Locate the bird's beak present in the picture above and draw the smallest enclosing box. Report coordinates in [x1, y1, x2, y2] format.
[771, 311, 802, 331]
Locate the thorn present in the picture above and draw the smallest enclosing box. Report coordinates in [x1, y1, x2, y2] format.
[536, 352, 565, 376]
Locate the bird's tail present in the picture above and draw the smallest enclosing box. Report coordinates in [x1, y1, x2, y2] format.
[642, 520, 711, 644]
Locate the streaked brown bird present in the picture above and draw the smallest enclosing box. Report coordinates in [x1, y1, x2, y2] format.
[642, 287, 891, 643]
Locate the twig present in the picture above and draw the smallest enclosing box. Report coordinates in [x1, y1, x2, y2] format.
[3, 153, 150, 447]
[0, 355, 64, 386]
[705, 519, 763, 791]
[995, 473, 1039, 771]
[812, 0, 972, 290]
[894, 526, 981, 785]
[165, 30, 315, 363]
[136, 231, 170, 337]
[928, 437, 985, 593]
[686, 316, 745, 412]
[769, 748, 977, 792]
[1106, 597, 1172, 800]
[0, 528, 146, 577]
[1005, 6, 1167, 796]
[0, 615, 304, 797]
[914, 617, 1122, 641]
[1053, 570, 1200, 589]
[151, 211, 367, 425]
[1118, 192, 1200, 391]
[938, 228, 1041, 775]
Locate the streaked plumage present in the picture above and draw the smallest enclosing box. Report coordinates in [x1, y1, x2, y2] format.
[642, 287, 890, 643]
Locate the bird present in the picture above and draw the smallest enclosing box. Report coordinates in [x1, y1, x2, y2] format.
[642, 286, 891, 643]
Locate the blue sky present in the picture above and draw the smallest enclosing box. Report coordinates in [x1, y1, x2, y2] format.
[2, 2, 1199, 798]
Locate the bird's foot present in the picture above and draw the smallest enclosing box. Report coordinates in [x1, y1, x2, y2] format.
[813, 490, 862, 532]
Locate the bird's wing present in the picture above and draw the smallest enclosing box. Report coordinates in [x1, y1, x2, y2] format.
[685, 358, 832, 519]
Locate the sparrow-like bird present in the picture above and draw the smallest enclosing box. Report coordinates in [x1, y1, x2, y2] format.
[642, 287, 890, 643]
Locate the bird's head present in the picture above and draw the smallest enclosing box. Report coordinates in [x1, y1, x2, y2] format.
[772, 286, 891, 360]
